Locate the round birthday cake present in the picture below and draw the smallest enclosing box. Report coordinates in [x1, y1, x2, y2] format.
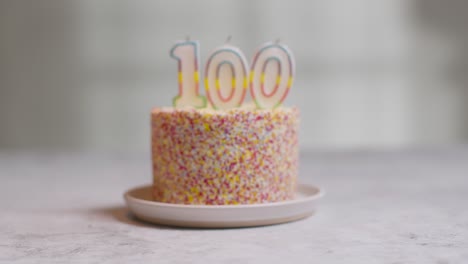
[152, 39, 297, 205]
[151, 105, 299, 205]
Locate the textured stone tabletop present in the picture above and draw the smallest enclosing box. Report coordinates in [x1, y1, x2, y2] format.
[1, 149, 467, 263]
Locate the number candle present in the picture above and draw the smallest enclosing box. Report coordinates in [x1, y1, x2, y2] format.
[250, 41, 295, 109]
[204, 44, 249, 110]
[170, 40, 207, 108]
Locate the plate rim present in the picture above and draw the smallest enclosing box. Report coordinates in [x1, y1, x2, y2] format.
[132, 211, 316, 228]
[124, 183, 325, 209]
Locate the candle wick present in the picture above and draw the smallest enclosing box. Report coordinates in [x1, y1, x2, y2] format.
[226, 35, 232, 43]
[275, 38, 281, 44]
[186, 35, 190, 41]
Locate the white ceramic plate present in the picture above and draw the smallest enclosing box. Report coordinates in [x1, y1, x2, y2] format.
[124, 184, 324, 228]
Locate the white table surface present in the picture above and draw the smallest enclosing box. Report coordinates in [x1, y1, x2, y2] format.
[1, 149, 467, 263]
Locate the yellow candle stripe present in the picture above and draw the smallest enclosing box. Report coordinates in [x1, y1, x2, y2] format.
[232, 78, 236, 87]
[276, 76, 281, 85]
[260, 73, 265, 84]
[178, 72, 183, 83]
[204, 79, 209, 91]
[243, 77, 248, 88]
[215, 79, 220, 90]
[194, 71, 199, 82]
[287, 76, 293, 88]
[249, 71, 255, 83]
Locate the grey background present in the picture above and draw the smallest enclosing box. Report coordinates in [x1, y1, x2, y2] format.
[1, 0, 468, 152]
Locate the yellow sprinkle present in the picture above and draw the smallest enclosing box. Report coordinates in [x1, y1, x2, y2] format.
[235, 175, 240, 182]
[204, 123, 210, 131]
[244, 150, 252, 159]
[187, 195, 194, 203]
[168, 164, 175, 174]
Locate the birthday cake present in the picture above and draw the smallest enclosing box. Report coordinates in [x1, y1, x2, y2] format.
[152, 39, 297, 205]
[151, 105, 299, 205]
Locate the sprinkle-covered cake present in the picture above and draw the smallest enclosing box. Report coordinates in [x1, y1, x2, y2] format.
[151, 105, 299, 205]
[153, 38, 297, 205]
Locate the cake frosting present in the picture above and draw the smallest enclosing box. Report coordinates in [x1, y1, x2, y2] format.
[151, 105, 299, 205]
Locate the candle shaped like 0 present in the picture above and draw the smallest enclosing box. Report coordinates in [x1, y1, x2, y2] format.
[204, 44, 249, 110]
[250, 42, 295, 109]
[170, 40, 207, 108]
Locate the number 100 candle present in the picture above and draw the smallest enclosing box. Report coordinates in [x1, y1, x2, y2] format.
[151, 39, 299, 205]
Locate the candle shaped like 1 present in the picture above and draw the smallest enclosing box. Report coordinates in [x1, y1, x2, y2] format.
[250, 42, 295, 109]
[170, 40, 207, 108]
[204, 44, 249, 110]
